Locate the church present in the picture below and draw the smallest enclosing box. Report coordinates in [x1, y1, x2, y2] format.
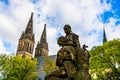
[16, 12, 56, 79]
[16, 12, 49, 58]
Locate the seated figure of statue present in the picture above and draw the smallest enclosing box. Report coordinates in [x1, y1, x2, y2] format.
[74, 44, 91, 80]
[45, 24, 91, 80]
[45, 25, 80, 80]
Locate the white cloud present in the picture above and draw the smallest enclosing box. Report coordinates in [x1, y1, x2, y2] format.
[105, 18, 120, 40]
[0, 38, 10, 54]
[0, 0, 120, 55]
[35, 0, 111, 49]
[47, 26, 59, 55]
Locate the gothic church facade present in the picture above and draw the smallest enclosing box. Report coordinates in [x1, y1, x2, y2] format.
[16, 13, 48, 58]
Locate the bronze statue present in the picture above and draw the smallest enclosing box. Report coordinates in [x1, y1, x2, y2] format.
[45, 24, 91, 80]
[58, 24, 80, 48]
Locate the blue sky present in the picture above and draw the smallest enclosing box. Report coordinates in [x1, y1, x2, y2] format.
[0, 0, 120, 55]
[100, 0, 120, 23]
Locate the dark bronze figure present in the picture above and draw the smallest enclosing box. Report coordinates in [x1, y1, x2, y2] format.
[45, 24, 91, 80]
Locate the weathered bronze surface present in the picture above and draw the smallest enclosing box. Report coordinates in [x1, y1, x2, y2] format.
[45, 24, 91, 80]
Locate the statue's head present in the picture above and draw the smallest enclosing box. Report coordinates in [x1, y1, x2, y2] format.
[64, 24, 72, 34]
[57, 36, 66, 46]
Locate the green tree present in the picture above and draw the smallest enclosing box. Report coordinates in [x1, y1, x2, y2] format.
[42, 57, 56, 74]
[0, 54, 38, 80]
[90, 39, 120, 80]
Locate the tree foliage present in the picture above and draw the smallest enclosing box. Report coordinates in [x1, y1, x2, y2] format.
[89, 39, 120, 80]
[42, 57, 56, 74]
[0, 54, 38, 80]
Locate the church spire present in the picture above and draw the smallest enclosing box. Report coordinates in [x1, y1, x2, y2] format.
[103, 26, 107, 44]
[35, 24, 48, 57]
[25, 12, 33, 34]
[16, 12, 35, 58]
[20, 12, 35, 42]
[40, 24, 48, 50]
[40, 24, 47, 44]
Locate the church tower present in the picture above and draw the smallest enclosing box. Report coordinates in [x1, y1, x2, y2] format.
[16, 13, 35, 58]
[35, 24, 48, 57]
[103, 26, 107, 44]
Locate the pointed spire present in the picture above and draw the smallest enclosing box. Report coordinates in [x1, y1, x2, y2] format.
[103, 26, 107, 44]
[34, 24, 48, 57]
[25, 12, 33, 34]
[16, 12, 35, 58]
[20, 12, 35, 42]
[40, 24, 47, 43]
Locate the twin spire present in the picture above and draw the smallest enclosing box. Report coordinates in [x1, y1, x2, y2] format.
[35, 24, 48, 57]
[20, 13, 34, 42]
[40, 24, 48, 50]
[16, 12, 48, 58]
[40, 24, 47, 43]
